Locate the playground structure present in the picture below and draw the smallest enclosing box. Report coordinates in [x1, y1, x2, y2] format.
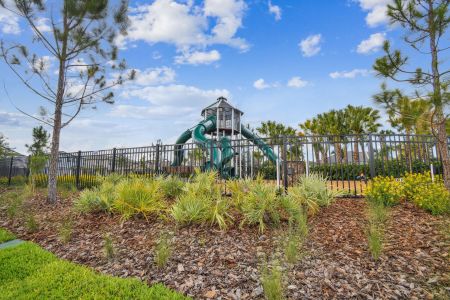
[171, 97, 279, 178]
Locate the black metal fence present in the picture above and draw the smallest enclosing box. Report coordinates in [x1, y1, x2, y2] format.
[1, 133, 446, 196]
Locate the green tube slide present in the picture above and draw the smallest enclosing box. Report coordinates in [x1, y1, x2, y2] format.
[240, 126, 278, 164]
[191, 115, 221, 170]
[171, 114, 278, 177]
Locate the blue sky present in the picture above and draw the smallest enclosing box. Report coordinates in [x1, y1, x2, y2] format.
[0, 0, 428, 153]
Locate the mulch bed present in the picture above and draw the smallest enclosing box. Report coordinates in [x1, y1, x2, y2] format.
[0, 189, 448, 299]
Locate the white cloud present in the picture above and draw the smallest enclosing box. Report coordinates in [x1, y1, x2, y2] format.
[329, 68, 371, 79]
[287, 76, 308, 88]
[175, 50, 221, 65]
[120, 84, 230, 107]
[133, 67, 176, 85]
[357, 0, 392, 27]
[299, 34, 322, 57]
[268, 1, 282, 21]
[35, 17, 51, 33]
[117, 0, 248, 52]
[0, 0, 20, 34]
[253, 78, 271, 90]
[357, 32, 386, 54]
[204, 0, 248, 50]
[113, 84, 230, 119]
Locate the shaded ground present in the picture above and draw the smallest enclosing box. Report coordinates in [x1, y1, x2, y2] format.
[0, 189, 448, 299]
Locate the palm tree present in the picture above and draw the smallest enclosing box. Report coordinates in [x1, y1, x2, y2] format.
[344, 105, 381, 163]
[316, 110, 347, 163]
[299, 118, 325, 163]
[374, 87, 431, 169]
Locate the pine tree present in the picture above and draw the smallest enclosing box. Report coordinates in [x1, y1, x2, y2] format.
[0, 0, 135, 202]
[373, 0, 450, 189]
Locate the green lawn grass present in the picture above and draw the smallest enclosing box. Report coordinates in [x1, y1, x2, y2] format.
[0, 228, 16, 243]
[0, 229, 188, 300]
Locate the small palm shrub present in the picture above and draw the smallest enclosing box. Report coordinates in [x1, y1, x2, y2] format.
[228, 178, 252, 210]
[114, 178, 166, 221]
[158, 176, 185, 199]
[240, 178, 280, 232]
[288, 173, 338, 215]
[366, 176, 403, 206]
[171, 170, 231, 229]
[74, 189, 103, 213]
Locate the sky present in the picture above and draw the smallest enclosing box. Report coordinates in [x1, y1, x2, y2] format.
[0, 0, 434, 154]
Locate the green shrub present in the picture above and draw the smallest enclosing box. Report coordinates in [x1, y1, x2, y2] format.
[288, 173, 338, 215]
[114, 178, 166, 221]
[0, 228, 16, 243]
[310, 159, 441, 180]
[366, 176, 403, 206]
[240, 178, 280, 232]
[158, 176, 184, 199]
[258, 161, 277, 180]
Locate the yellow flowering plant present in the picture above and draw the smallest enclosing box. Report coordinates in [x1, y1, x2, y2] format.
[366, 176, 403, 206]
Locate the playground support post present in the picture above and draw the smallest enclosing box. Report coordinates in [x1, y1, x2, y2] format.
[7, 156, 13, 186]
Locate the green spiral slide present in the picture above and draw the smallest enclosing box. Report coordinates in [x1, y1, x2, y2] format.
[172, 115, 277, 177]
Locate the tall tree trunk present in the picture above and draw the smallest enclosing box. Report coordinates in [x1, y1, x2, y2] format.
[428, 1, 450, 189]
[48, 100, 63, 203]
[48, 11, 68, 203]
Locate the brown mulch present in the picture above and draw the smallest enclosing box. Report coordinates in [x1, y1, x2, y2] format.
[0, 189, 449, 299]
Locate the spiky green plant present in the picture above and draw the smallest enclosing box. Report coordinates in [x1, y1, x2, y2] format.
[158, 175, 185, 199]
[103, 234, 115, 260]
[114, 178, 166, 221]
[260, 259, 284, 300]
[240, 180, 280, 232]
[154, 232, 172, 268]
[289, 173, 339, 215]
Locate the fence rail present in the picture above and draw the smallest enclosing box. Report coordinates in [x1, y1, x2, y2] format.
[1, 133, 447, 196]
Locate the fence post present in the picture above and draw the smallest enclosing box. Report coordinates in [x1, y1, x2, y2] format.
[111, 148, 116, 173]
[155, 143, 160, 174]
[368, 134, 375, 179]
[210, 140, 215, 170]
[282, 137, 288, 193]
[75, 151, 81, 189]
[7, 156, 13, 186]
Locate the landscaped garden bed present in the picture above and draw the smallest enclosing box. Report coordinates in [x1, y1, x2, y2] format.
[1, 172, 449, 299]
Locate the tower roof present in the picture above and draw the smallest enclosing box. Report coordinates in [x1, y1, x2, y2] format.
[201, 97, 243, 117]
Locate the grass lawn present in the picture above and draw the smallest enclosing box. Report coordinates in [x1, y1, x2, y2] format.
[0, 229, 189, 300]
[0, 228, 16, 243]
